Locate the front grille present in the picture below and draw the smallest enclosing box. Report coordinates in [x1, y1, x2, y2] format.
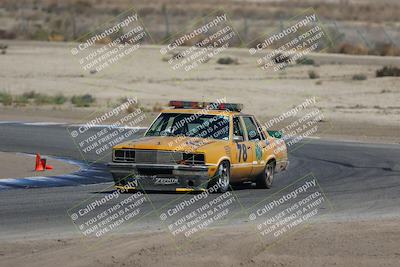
[113, 149, 205, 165]
[135, 150, 157, 163]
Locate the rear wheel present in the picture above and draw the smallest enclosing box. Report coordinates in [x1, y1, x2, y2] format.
[256, 161, 275, 189]
[208, 161, 230, 193]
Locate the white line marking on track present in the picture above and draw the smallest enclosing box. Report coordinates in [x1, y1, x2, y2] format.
[22, 122, 67, 126]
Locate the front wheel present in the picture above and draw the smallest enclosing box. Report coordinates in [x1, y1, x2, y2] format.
[208, 161, 230, 193]
[256, 161, 275, 189]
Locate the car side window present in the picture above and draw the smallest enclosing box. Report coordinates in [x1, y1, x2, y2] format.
[243, 117, 261, 141]
[254, 119, 266, 140]
[233, 117, 245, 140]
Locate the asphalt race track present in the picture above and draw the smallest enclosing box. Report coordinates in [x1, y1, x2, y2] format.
[0, 122, 399, 240]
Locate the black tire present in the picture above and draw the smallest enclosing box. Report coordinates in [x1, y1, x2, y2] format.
[256, 161, 275, 189]
[208, 161, 230, 193]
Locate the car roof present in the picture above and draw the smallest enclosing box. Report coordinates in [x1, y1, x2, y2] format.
[160, 108, 242, 116]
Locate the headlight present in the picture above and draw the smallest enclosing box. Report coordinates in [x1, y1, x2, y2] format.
[181, 153, 205, 165]
[113, 149, 135, 162]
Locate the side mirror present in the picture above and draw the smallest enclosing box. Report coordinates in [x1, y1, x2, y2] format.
[233, 135, 244, 142]
[267, 130, 283, 139]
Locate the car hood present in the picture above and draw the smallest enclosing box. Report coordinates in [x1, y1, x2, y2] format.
[113, 136, 227, 152]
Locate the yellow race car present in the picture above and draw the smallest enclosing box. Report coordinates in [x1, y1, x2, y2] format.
[108, 101, 288, 193]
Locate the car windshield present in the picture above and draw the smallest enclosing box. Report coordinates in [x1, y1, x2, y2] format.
[145, 113, 230, 140]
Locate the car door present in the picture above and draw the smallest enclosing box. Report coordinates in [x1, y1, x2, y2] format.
[230, 116, 254, 182]
[241, 116, 266, 177]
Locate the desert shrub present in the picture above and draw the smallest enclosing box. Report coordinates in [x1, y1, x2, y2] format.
[162, 52, 183, 62]
[315, 80, 323, 85]
[371, 42, 400, 57]
[71, 94, 95, 107]
[338, 43, 369, 55]
[0, 30, 16, 40]
[376, 66, 400, 77]
[0, 43, 7, 55]
[217, 56, 239, 65]
[296, 57, 315, 65]
[13, 95, 29, 106]
[22, 90, 39, 99]
[0, 91, 68, 106]
[121, 97, 140, 113]
[53, 94, 67, 105]
[21, 92, 66, 105]
[308, 70, 320, 79]
[0, 91, 12, 106]
[127, 103, 142, 113]
[126, 105, 136, 113]
[119, 97, 132, 104]
[152, 102, 164, 112]
[273, 53, 291, 64]
[352, 74, 367, 80]
[31, 28, 49, 41]
[68, 0, 93, 14]
[34, 94, 54, 105]
[161, 55, 170, 62]
[181, 34, 208, 47]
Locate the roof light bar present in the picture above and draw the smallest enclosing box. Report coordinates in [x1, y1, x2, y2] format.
[168, 101, 243, 112]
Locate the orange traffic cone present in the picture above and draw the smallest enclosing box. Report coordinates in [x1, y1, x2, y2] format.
[35, 153, 44, 171]
[46, 165, 54, 170]
[41, 158, 54, 170]
[41, 158, 47, 169]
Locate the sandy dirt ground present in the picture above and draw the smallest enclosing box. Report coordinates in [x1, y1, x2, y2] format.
[0, 41, 399, 143]
[0, 41, 399, 267]
[0, 219, 399, 267]
[0, 106, 96, 124]
[0, 152, 80, 179]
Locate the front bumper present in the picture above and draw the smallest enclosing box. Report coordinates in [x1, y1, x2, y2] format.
[107, 162, 210, 191]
